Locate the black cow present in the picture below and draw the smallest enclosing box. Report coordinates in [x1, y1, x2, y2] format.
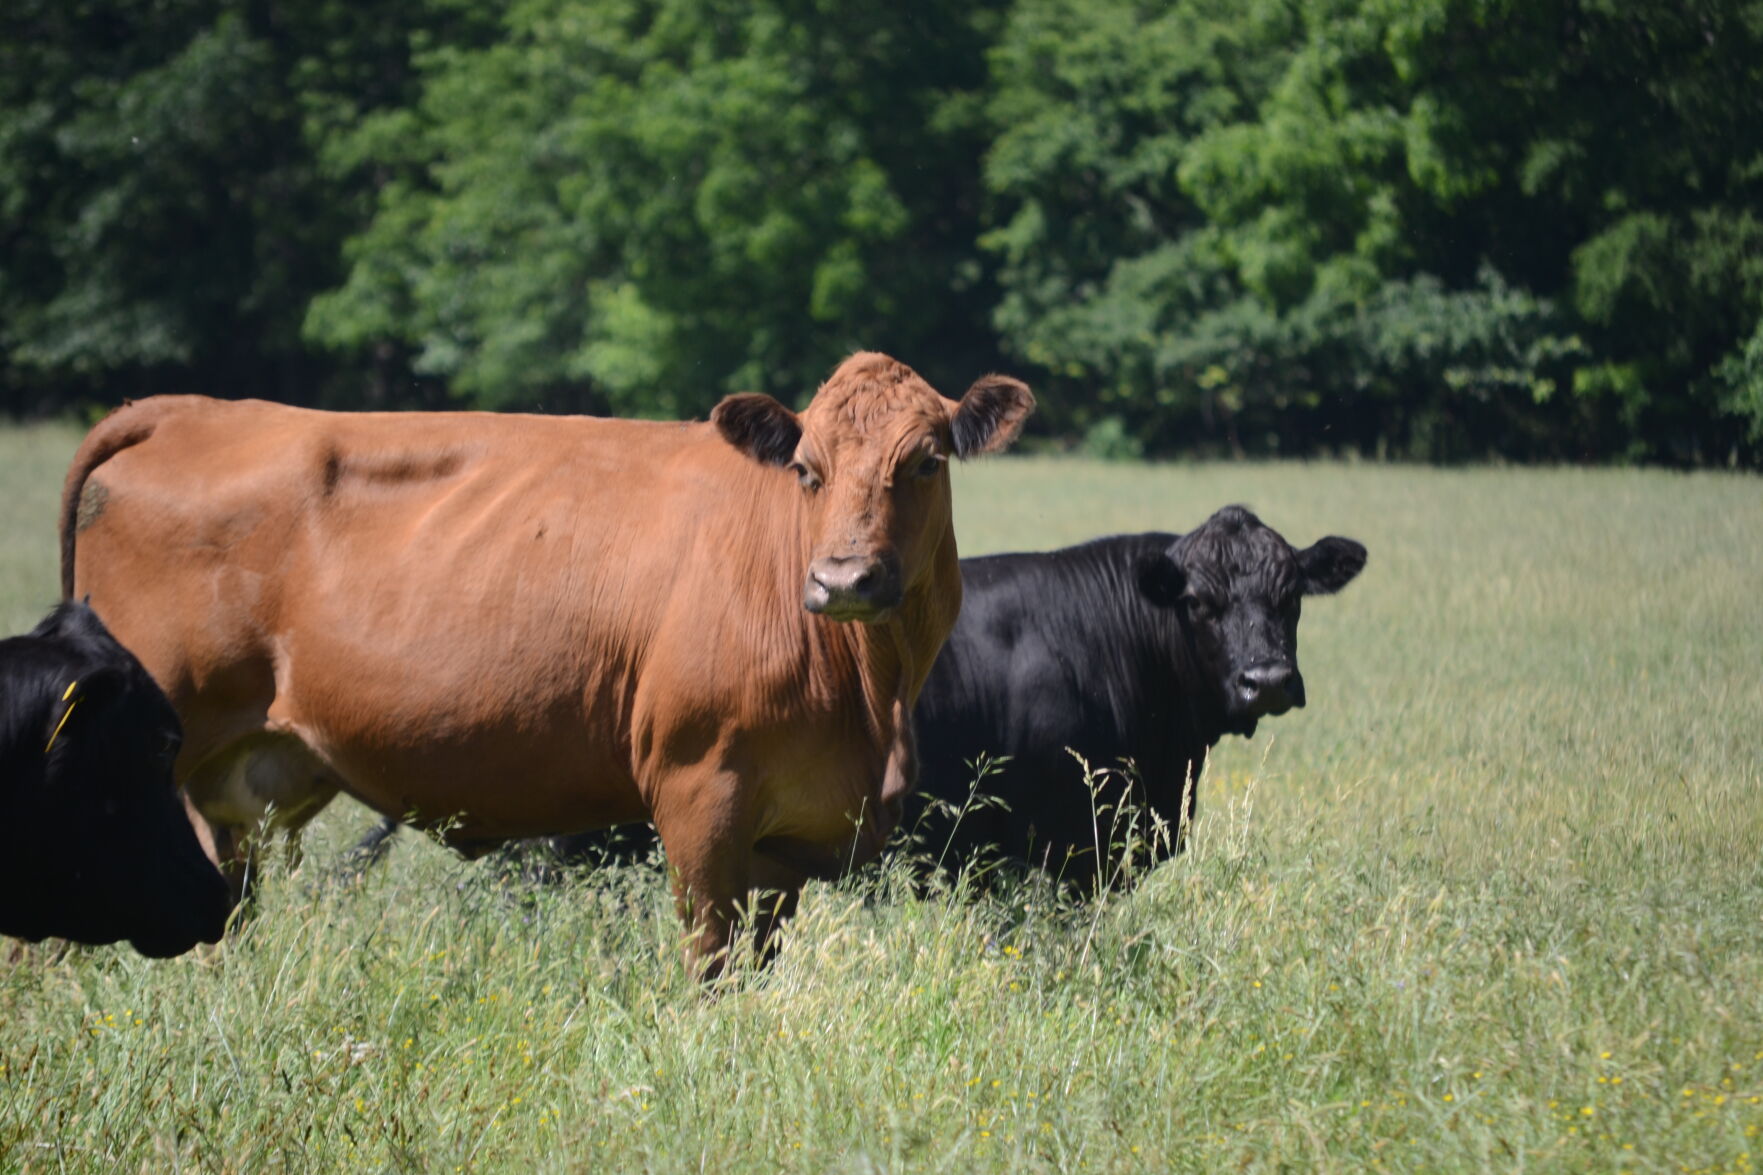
[1, 602, 231, 956]
[906, 505, 1365, 884]
[347, 506, 1364, 888]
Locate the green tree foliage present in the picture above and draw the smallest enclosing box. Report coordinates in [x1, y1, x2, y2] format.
[984, 0, 1763, 461]
[3, 0, 1759, 462]
[0, 0, 493, 412]
[305, 0, 1006, 415]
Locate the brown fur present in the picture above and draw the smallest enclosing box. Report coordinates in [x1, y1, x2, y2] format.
[59, 352, 1031, 976]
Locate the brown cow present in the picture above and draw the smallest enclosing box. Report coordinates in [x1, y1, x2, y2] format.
[60, 353, 1032, 975]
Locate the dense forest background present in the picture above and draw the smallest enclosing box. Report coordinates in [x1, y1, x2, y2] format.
[3, 0, 1760, 465]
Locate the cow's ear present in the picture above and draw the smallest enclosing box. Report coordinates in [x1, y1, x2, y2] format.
[40, 667, 124, 754]
[712, 393, 802, 468]
[951, 375, 1035, 459]
[1136, 553, 1186, 607]
[1298, 536, 1367, 595]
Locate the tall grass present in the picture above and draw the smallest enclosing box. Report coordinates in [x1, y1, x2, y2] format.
[0, 422, 79, 636]
[2, 429, 1759, 1172]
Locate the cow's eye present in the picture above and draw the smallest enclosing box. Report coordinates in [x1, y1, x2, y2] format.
[914, 455, 945, 480]
[789, 462, 822, 492]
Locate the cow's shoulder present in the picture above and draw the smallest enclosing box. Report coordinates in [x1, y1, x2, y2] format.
[940, 533, 1189, 713]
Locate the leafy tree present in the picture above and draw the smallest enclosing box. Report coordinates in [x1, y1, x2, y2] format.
[307, 0, 1009, 415]
[983, 0, 1763, 462]
[5, 0, 1758, 465]
[0, 0, 494, 414]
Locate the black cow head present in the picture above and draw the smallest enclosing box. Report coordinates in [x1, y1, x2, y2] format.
[0, 603, 230, 957]
[1139, 506, 1366, 736]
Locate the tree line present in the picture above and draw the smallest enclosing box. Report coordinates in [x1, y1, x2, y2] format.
[3, 0, 1760, 464]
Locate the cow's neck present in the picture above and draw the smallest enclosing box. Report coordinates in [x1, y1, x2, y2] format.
[789, 526, 959, 820]
[810, 545, 957, 748]
[1166, 624, 1227, 749]
[1107, 540, 1226, 752]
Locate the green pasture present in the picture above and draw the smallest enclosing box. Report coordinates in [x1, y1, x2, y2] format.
[2, 423, 1760, 1172]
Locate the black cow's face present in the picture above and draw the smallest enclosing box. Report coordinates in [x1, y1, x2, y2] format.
[1140, 506, 1366, 736]
[0, 604, 230, 957]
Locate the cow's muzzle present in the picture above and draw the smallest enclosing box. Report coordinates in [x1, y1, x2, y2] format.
[128, 853, 232, 957]
[804, 554, 902, 622]
[1234, 660, 1305, 718]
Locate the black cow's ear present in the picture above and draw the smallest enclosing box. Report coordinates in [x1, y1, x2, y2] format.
[1136, 553, 1186, 607]
[712, 393, 802, 468]
[951, 375, 1035, 459]
[1298, 536, 1367, 595]
[40, 666, 124, 753]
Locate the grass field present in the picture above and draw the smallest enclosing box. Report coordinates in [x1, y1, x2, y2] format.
[2, 422, 1760, 1172]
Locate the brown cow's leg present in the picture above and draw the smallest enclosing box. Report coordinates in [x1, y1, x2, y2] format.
[747, 857, 806, 967]
[649, 766, 750, 981]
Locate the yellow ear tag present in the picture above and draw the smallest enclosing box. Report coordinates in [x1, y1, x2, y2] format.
[45, 680, 81, 753]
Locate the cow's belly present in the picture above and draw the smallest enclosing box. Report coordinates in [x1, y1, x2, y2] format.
[242, 506, 665, 835]
[78, 562, 652, 841]
[266, 644, 646, 839]
[311, 732, 648, 841]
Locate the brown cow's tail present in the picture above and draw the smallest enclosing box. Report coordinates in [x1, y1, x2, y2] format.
[59, 402, 164, 599]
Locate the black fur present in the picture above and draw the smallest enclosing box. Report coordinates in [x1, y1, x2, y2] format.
[0, 602, 229, 956]
[905, 507, 1365, 886]
[712, 393, 802, 467]
[1297, 535, 1368, 594]
[951, 375, 1035, 459]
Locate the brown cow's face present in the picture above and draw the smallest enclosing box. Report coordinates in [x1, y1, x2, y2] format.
[714, 352, 1033, 623]
[791, 398, 949, 622]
